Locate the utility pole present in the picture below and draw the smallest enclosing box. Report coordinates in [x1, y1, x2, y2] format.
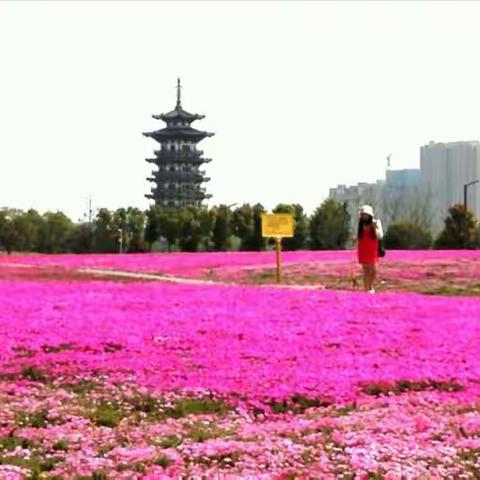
[88, 196, 92, 224]
[84, 195, 94, 253]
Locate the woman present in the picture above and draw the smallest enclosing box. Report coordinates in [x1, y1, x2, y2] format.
[356, 205, 383, 293]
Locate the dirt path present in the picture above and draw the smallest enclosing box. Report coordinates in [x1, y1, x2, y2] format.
[1, 262, 327, 290]
[78, 267, 325, 290]
[78, 268, 229, 285]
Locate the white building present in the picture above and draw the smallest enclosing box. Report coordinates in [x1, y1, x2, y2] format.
[329, 180, 384, 232]
[420, 141, 480, 229]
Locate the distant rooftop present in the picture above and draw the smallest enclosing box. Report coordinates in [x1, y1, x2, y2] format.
[424, 140, 480, 148]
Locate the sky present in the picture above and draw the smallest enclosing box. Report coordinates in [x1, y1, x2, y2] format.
[2, 1, 480, 221]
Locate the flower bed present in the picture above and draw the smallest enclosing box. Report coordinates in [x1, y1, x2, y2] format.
[2, 250, 480, 297]
[0, 273, 479, 477]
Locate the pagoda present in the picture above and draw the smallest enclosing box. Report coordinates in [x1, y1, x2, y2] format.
[143, 79, 214, 208]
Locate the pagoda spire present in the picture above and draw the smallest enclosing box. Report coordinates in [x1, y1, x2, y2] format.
[176, 78, 182, 109]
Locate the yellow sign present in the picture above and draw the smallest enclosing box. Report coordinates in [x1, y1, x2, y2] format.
[261, 213, 294, 238]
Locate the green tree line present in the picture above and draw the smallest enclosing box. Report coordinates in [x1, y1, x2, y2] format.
[0, 201, 479, 254]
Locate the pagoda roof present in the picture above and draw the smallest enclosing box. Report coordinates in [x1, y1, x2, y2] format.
[143, 126, 214, 142]
[146, 156, 212, 165]
[153, 108, 205, 122]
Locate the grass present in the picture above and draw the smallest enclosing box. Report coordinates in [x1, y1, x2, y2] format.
[153, 455, 173, 468]
[15, 408, 51, 428]
[361, 379, 464, 396]
[0, 454, 61, 477]
[89, 400, 127, 428]
[117, 462, 146, 473]
[61, 379, 99, 395]
[97, 444, 115, 456]
[334, 403, 357, 416]
[12, 346, 37, 358]
[103, 342, 123, 353]
[164, 396, 231, 419]
[52, 439, 69, 451]
[75, 472, 108, 480]
[268, 394, 333, 414]
[124, 391, 165, 419]
[79, 391, 231, 429]
[21, 365, 48, 382]
[0, 435, 31, 451]
[42, 343, 73, 354]
[156, 435, 183, 449]
[193, 451, 241, 467]
[0, 365, 49, 383]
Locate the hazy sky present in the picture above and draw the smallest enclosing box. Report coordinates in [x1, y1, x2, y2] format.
[2, 1, 480, 221]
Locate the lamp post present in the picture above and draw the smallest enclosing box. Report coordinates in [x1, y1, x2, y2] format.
[463, 180, 479, 210]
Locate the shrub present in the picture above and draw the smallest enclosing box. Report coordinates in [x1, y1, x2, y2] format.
[384, 223, 432, 249]
[435, 204, 479, 249]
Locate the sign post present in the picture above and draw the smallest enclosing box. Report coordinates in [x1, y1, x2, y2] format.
[261, 214, 294, 283]
[274, 237, 282, 282]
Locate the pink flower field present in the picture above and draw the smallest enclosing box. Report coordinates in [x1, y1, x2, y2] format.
[0, 252, 479, 478]
[2, 249, 480, 295]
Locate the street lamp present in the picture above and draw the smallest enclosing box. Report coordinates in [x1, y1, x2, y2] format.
[463, 180, 479, 210]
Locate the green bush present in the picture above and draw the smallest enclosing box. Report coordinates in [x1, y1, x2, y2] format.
[435, 204, 479, 249]
[384, 223, 432, 249]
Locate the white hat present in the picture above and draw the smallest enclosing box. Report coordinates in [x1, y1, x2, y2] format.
[359, 205, 374, 217]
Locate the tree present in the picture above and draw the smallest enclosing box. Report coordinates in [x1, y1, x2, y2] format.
[309, 199, 350, 250]
[178, 207, 203, 252]
[0, 210, 15, 254]
[212, 205, 232, 251]
[144, 206, 161, 249]
[155, 208, 182, 252]
[435, 204, 479, 249]
[272, 203, 309, 250]
[37, 211, 75, 253]
[125, 207, 147, 252]
[69, 223, 94, 253]
[0, 209, 44, 253]
[8, 209, 43, 252]
[380, 185, 434, 232]
[92, 208, 117, 253]
[232, 204, 254, 249]
[197, 207, 216, 251]
[384, 223, 433, 249]
[244, 203, 266, 251]
[112, 207, 146, 253]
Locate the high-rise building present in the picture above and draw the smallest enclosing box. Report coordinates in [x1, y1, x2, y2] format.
[143, 79, 214, 208]
[420, 141, 480, 227]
